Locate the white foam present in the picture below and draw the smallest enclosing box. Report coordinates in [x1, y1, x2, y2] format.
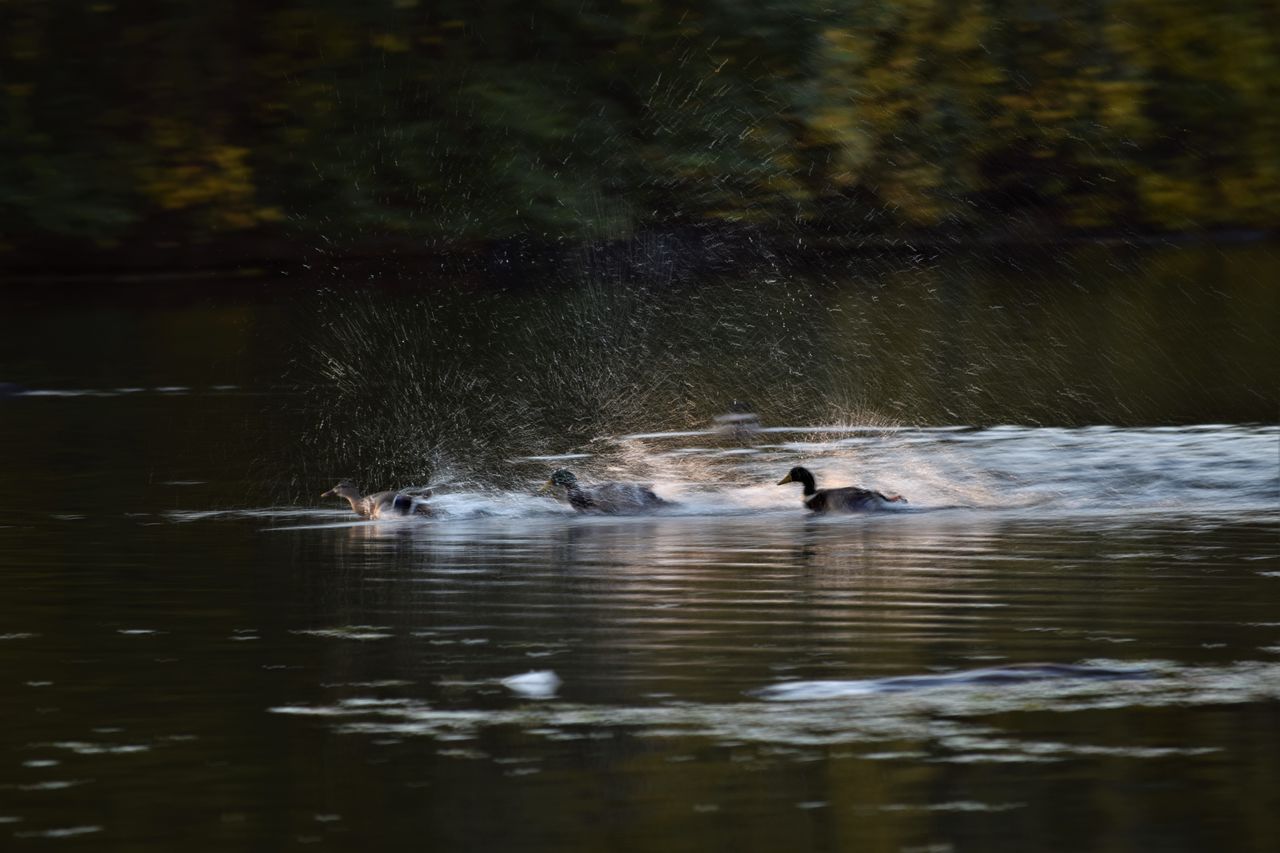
[501, 670, 562, 699]
[177, 424, 1279, 528]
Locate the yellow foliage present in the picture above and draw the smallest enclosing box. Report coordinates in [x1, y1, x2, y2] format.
[1095, 80, 1148, 131]
[1139, 174, 1207, 228]
[1219, 169, 1280, 227]
[138, 122, 274, 230]
[808, 2, 1000, 224]
[371, 33, 410, 53]
[6, 0, 1275, 241]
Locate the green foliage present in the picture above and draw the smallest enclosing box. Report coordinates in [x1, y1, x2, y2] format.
[0, 0, 1275, 253]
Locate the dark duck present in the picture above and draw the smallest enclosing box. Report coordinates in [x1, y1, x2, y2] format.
[540, 469, 668, 514]
[321, 480, 433, 519]
[777, 466, 907, 514]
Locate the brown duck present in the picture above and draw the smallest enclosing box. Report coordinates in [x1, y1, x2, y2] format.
[321, 480, 433, 519]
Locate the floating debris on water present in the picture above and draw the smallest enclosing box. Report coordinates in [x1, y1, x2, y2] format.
[501, 670, 562, 700]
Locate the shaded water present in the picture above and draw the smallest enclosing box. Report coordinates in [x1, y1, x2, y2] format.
[1, 245, 1278, 851]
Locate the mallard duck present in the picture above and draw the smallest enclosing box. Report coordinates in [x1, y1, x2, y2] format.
[540, 469, 668, 514]
[321, 480, 433, 519]
[777, 466, 907, 513]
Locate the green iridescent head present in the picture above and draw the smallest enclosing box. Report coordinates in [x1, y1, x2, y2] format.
[548, 469, 578, 488]
[540, 469, 580, 494]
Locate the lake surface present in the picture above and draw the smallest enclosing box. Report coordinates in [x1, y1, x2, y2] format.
[1, 244, 1278, 851]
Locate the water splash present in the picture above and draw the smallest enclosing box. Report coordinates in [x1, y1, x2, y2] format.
[189, 424, 1279, 526]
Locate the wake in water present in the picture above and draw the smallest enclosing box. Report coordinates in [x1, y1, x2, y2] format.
[754, 662, 1155, 701]
[168, 423, 1278, 528]
[268, 660, 1280, 750]
[491, 423, 1275, 522]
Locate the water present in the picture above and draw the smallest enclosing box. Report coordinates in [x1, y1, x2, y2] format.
[1, 245, 1278, 851]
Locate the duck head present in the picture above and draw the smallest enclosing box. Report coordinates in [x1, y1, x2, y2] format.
[322, 480, 361, 500]
[777, 466, 817, 495]
[540, 469, 579, 494]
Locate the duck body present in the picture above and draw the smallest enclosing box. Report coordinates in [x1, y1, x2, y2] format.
[322, 481, 433, 519]
[778, 466, 906, 514]
[542, 469, 668, 514]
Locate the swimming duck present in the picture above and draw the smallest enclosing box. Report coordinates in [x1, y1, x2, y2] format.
[321, 480, 433, 519]
[540, 469, 668, 514]
[777, 466, 907, 513]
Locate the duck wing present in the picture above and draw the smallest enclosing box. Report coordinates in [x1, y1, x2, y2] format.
[806, 486, 883, 513]
[582, 482, 667, 514]
[391, 493, 433, 517]
[367, 490, 432, 518]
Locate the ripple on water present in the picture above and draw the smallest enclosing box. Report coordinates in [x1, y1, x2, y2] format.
[47, 741, 150, 755]
[293, 627, 395, 641]
[14, 826, 103, 839]
[754, 663, 1155, 701]
[267, 661, 1280, 756]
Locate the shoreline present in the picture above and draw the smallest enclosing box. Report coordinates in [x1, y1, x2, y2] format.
[1, 226, 1273, 287]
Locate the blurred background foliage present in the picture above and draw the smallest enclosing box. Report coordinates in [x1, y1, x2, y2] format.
[1, 0, 1276, 259]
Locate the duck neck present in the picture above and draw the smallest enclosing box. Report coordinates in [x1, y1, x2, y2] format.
[796, 472, 817, 496]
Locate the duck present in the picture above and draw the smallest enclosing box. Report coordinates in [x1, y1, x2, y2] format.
[540, 468, 669, 514]
[777, 466, 907, 513]
[321, 480, 433, 519]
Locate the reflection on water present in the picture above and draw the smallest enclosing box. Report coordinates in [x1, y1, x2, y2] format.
[5, 497, 1278, 851]
[1, 246, 1278, 852]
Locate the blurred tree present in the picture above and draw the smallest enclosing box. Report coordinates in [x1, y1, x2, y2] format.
[804, 0, 1003, 229]
[1108, 0, 1280, 229]
[0, 0, 1274, 264]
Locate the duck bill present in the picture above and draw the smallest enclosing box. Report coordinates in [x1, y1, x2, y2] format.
[777, 473, 793, 485]
[538, 480, 555, 494]
[321, 488, 336, 498]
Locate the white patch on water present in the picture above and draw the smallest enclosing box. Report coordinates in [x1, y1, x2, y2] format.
[755, 663, 1156, 701]
[14, 385, 240, 398]
[501, 670, 562, 699]
[619, 429, 718, 440]
[20, 389, 112, 397]
[294, 627, 394, 641]
[14, 825, 102, 838]
[516, 453, 595, 462]
[268, 661, 1280, 751]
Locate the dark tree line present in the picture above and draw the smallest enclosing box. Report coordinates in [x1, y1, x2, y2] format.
[2, 0, 1276, 262]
